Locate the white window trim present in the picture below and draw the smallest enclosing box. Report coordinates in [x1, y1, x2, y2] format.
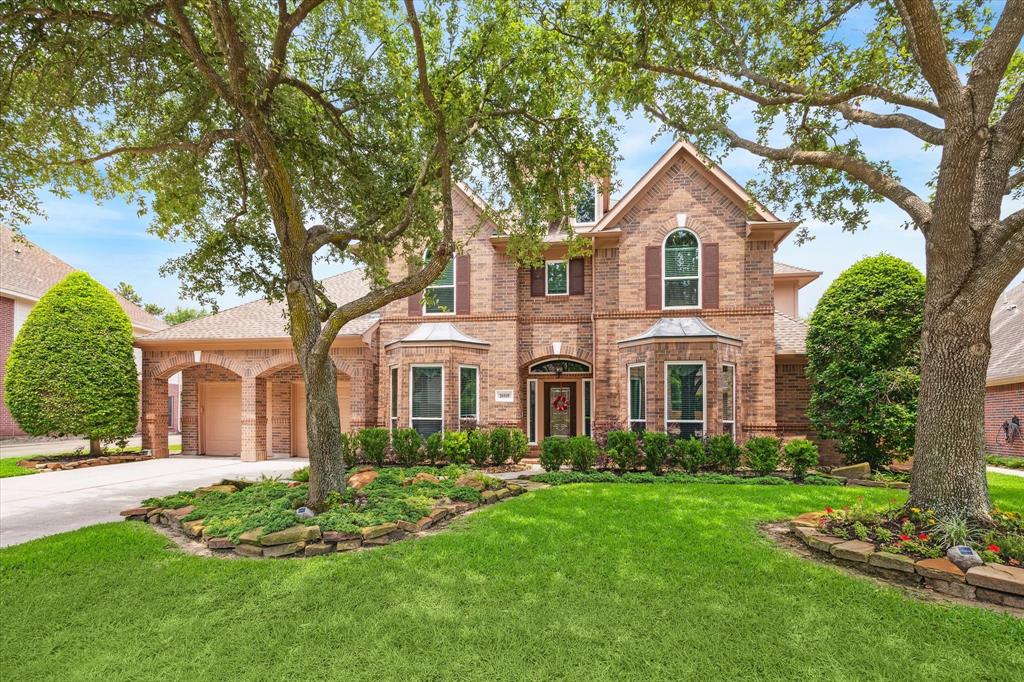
[664, 361, 707, 436]
[527, 378, 538, 445]
[722, 362, 736, 438]
[569, 181, 604, 227]
[409, 364, 444, 435]
[662, 228, 702, 310]
[423, 250, 456, 316]
[458, 364, 479, 422]
[582, 378, 593, 438]
[627, 363, 647, 429]
[389, 365, 399, 430]
[545, 259, 569, 296]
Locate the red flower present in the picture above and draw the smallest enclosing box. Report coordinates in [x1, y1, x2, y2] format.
[825, 507, 833, 514]
[918, 533, 929, 541]
[899, 534, 911, 541]
[988, 544, 1001, 553]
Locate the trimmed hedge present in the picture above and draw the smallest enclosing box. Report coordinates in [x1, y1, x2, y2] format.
[530, 471, 806, 486]
[4, 272, 138, 447]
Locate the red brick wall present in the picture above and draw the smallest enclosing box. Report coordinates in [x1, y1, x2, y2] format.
[985, 382, 1024, 457]
[774, 356, 841, 465]
[0, 296, 25, 437]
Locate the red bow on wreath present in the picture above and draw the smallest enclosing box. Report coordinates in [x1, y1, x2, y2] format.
[552, 394, 569, 412]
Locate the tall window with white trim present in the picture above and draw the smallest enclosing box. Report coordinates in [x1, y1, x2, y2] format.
[527, 379, 537, 444]
[423, 249, 455, 314]
[666, 362, 705, 438]
[663, 229, 700, 308]
[459, 366, 478, 422]
[583, 378, 592, 437]
[722, 364, 736, 438]
[410, 365, 443, 438]
[390, 366, 399, 430]
[628, 364, 646, 433]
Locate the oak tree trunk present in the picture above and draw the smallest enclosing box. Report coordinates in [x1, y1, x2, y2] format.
[89, 437, 103, 456]
[299, 351, 345, 510]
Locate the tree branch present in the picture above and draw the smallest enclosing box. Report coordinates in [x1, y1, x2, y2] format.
[263, 0, 329, 96]
[892, 0, 964, 110]
[966, 0, 1024, 115]
[278, 76, 357, 141]
[164, 0, 239, 109]
[61, 128, 238, 166]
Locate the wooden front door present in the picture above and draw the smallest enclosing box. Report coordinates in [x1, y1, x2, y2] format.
[544, 382, 577, 438]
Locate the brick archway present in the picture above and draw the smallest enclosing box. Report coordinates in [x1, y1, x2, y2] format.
[150, 350, 244, 380]
[518, 343, 593, 370]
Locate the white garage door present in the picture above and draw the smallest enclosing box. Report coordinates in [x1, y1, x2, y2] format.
[291, 380, 350, 458]
[201, 382, 242, 456]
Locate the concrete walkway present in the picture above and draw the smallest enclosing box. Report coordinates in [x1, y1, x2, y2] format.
[0, 456, 304, 547]
[988, 466, 1024, 478]
[0, 434, 182, 458]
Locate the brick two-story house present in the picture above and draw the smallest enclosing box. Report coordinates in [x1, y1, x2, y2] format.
[138, 141, 825, 461]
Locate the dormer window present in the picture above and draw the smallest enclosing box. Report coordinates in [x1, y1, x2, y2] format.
[423, 249, 455, 315]
[663, 229, 700, 308]
[575, 184, 597, 223]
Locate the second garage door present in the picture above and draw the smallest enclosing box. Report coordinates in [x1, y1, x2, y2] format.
[291, 380, 351, 457]
[201, 382, 242, 456]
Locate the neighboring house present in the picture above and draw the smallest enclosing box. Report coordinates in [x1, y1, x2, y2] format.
[0, 227, 171, 438]
[986, 282, 1024, 457]
[139, 140, 828, 461]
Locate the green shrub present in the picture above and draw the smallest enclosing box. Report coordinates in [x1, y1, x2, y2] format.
[509, 428, 529, 464]
[806, 254, 925, 469]
[339, 433, 356, 467]
[291, 467, 310, 483]
[803, 474, 842, 486]
[467, 429, 491, 466]
[442, 431, 470, 464]
[706, 434, 741, 472]
[670, 437, 706, 473]
[4, 272, 139, 453]
[357, 427, 390, 466]
[566, 436, 597, 472]
[606, 430, 640, 470]
[540, 437, 568, 472]
[391, 428, 422, 466]
[489, 428, 513, 466]
[782, 438, 820, 479]
[424, 431, 444, 465]
[642, 432, 670, 474]
[447, 486, 483, 503]
[986, 454, 1024, 470]
[744, 436, 781, 475]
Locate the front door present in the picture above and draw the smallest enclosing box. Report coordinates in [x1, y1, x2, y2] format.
[544, 382, 577, 438]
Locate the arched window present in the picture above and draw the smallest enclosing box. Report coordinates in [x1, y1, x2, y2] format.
[423, 248, 455, 315]
[663, 229, 700, 308]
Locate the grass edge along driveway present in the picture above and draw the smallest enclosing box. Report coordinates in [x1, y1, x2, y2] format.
[1, 473, 1022, 681]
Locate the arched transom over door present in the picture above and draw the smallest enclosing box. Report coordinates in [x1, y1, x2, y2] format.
[291, 379, 351, 458]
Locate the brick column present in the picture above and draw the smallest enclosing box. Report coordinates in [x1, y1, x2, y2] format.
[240, 376, 267, 462]
[141, 356, 170, 458]
[180, 371, 200, 455]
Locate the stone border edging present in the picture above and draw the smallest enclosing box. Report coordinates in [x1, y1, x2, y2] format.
[19, 453, 154, 472]
[120, 482, 535, 559]
[789, 513, 1024, 612]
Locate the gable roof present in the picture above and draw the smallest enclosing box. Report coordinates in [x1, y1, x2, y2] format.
[589, 140, 789, 237]
[774, 311, 809, 355]
[1, 227, 167, 331]
[774, 261, 821, 288]
[988, 282, 1024, 385]
[137, 268, 375, 344]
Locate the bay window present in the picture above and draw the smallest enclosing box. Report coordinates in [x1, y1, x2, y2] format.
[665, 362, 705, 438]
[628, 364, 646, 433]
[410, 365, 443, 438]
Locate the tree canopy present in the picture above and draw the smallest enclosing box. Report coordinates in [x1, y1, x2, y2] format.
[5, 272, 139, 453]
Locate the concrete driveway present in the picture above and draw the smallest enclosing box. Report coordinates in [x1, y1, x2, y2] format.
[0, 456, 305, 547]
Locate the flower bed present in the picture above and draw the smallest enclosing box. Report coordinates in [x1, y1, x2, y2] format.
[120, 465, 527, 558]
[789, 505, 1024, 611]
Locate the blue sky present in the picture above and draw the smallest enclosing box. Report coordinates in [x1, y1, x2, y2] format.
[20, 110, 1024, 317]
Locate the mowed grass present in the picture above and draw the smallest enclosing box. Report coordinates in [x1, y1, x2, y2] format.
[2, 475, 1022, 681]
[0, 444, 183, 478]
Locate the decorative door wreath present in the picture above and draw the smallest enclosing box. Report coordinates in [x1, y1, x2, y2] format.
[552, 394, 569, 412]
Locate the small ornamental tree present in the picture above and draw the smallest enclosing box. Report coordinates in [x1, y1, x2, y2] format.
[5, 272, 139, 455]
[806, 255, 925, 469]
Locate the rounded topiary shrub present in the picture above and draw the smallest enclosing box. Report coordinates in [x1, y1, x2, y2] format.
[391, 428, 422, 466]
[642, 432, 670, 474]
[424, 431, 443, 465]
[467, 429, 490, 466]
[783, 438, 820, 480]
[744, 436, 781, 475]
[670, 436, 706, 473]
[5, 272, 139, 454]
[606, 430, 640, 470]
[442, 430, 470, 464]
[357, 427, 390, 466]
[509, 428, 529, 464]
[706, 434, 741, 473]
[566, 436, 597, 472]
[806, 254, 925, 469]
[540, 437, 568, 472]
[489, 427, 513, 466]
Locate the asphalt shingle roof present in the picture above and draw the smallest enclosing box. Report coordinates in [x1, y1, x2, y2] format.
[1, 227, 167, 331]
[774, 262, 820, 276]
[988, 282, 1024, 383]
[139, 268, 376, 341]
[774, 311, 809, 354]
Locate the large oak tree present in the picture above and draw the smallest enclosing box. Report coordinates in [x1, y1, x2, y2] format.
[1, 0, 613, 507]
[546, 0, 1023, 517]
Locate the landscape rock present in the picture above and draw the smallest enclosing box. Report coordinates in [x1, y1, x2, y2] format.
[195, 484, 238, 497]
[234, 543, 264, 558]
[831, 540, 875, 563]
[924, 578, 976, 599]
[334, 539, 361, 552]
[428, 507, 449, 521]
[831, 462, 870, 480]
[415, 516, 434, 531]
[263, 541, 305, 558]
[348, 469, 379, 490]
[238, 528, 264, 545]
[975, 587, 1024, 609]
[946, 546, 984, 572]
[206, 537, 235, 550]
[793, 526, 821, 543]
[915, 558, 966, 582]
[360, 522, 398, 540]
[120, 506, 155, 517]
[182, 519, 205, 538]
[363, 535, 391, 546]
[806, 534, 846, 553]
[481, 490, 498, 504]
[169, 505, 195, 520]
[868, 552, 916, 573]
[965, 563, 1024, 596]
[397, 520, 419, 533]
[455, 474, 486, 491]
[260, 525, 321, 546]
[494, 488, 511, 500]
[506, 484, 523, 495]
[303, 542, 333, 557]
[294, 506, 316, 520]
[405, 472, 440, 486]
[791, 512, 825, 528]
[323, 530, 361, 543]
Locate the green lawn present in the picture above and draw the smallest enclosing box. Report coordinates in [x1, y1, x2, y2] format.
[0, 444, 183, 478]
[2, 474, 1022, 681]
